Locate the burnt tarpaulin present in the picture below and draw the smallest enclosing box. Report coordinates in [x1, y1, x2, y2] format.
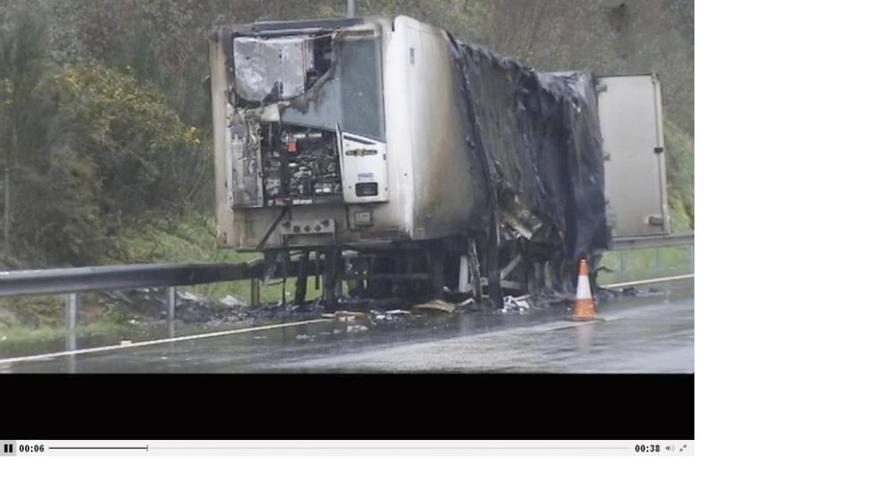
[447, 37, 610, 260]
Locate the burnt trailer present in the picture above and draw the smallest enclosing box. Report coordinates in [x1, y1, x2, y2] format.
[209, 15, 669, 308]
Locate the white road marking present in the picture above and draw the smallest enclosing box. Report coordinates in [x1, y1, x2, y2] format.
[0, 318, 332, 365]
[602, 273, 694, 289]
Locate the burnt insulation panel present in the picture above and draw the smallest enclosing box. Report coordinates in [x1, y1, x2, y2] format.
[447, 36, 610, 260]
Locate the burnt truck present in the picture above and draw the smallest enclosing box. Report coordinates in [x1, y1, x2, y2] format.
[209, 15, 669, 308]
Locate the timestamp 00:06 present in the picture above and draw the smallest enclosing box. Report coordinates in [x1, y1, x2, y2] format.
[18, 444, 46, 454]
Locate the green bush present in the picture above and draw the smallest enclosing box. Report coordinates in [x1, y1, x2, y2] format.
[665, 119, 695, 231]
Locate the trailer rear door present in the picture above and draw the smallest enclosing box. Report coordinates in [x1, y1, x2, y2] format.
[597, 74, 670, 238]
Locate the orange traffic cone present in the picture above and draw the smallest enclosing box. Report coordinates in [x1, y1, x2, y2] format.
[572, 258, 598, 321]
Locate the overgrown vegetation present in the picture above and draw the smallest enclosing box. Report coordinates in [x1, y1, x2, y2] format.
[0, 0, 693, 335]
[106, 212, 321, 303]
[666, 120, 695, 231]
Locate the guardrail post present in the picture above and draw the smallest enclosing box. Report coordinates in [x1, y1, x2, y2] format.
[250, 279, 261, 306]
[65, 293, 77, 351]
[688, 244, 694, 272]
[294, 250, 310, 306]
[655, 248, 662, 276]
[458, 255, 469, 293]
[167, 286, 176, 337]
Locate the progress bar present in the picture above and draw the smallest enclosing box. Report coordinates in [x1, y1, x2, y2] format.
[49, 446, 148, 451]
[5, 440, 693, 456]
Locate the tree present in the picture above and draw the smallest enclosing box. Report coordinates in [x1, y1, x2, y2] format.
[0, 4, 52, 259]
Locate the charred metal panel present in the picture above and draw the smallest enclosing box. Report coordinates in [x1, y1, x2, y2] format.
[233, 36, 308, 103]
[280, 80, 342, 130]
[226, 117, 263, 208]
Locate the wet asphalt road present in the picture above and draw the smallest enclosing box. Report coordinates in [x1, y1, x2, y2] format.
[0, 280, 693, 373]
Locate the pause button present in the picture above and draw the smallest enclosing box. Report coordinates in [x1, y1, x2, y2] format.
[2, 443, 12, 454]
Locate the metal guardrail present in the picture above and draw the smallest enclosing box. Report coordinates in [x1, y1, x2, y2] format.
[0, 233, 695, 298]
[0, 260, 285, 347]
[610, 232, 694, 250]
[0, 261, 266, 297]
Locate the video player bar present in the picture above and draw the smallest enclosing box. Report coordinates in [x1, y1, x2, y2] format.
[2, 440, 692, 456]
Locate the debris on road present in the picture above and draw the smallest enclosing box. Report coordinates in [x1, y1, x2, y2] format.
[346, 324, 369, 333]
[413, 299, 457, 313]
[219, 295, 247, 307]
[322, 310, 369, 322]
[502, 295, 531, 313]
[384, 309, 411, 316]
[102, 287, 229, 325]
[177, 290, 208, 303]
[597, 286, 661, 301]
[371, 309, 412, 321]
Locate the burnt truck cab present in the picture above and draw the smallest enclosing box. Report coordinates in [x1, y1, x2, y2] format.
[210, 16, 480, 251]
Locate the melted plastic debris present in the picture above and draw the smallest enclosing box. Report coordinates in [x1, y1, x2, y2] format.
[219, 295, 247, 307]
[371, 309, 412, 321]
[412, 299, 457, 313]
[502, 295, 531, 313]
[321, 310, 369, 322]
[177, 290, 208, 303]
